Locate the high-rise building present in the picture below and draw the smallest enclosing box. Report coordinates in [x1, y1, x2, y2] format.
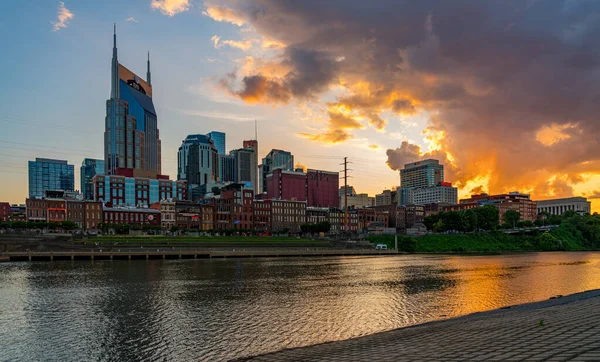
[243, 140, 259, 191]
[219, 154, 235, 182]
[81, 159, 104, 200]
[207, 131, 226, 155]
[177, 134, 213, 181]
[261, 149, 294, 193]
[230, 148, 257, 188]
[400, 159, 444, 188]
[186, 137, 219, 187]
[399, 159, 444, 206]
[28, 158, 74, 199]
[105, 25, 161, 178]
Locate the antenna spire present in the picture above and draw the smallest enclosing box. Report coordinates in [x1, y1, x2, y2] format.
[147, 51, 152, 86]
[110, 23, 119, 99]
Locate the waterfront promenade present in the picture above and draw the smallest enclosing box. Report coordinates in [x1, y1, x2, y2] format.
[237, 289, 600, 361]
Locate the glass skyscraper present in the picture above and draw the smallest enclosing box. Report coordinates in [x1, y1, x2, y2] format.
[28, 158, 75, 198]
[206, 131, 226, 155]
[105, 26, 161, 177]
[80, 158, 104, 200]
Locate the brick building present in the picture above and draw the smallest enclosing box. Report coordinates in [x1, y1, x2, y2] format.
[458, 192, 537, 222]
[212, 184, 254, 230]
[329, 208, 359, 234]
[357, 208, 389, 231]
[0, 202, 10, 222]
[307, 207, 329, 224]
[102, 207, 161, 227]
[150, 200, 176, 230]
[84, 202, 103, 231]
[269, 199, 306, 233]
[253, 200, 271, 233]
[307, 169, 339, 207]
[266, 168, 307, 201]
[174, 201, 213, 231]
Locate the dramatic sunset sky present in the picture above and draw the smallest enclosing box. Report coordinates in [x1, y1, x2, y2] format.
[1, 0, 599, 211]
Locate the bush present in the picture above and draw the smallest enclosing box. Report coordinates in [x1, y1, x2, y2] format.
[537, 232, 564, 251]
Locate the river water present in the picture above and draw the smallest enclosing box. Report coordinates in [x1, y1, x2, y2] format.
[1, 252, 600, 361]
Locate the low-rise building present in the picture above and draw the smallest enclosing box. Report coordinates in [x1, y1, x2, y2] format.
[150, 200, 176, 230]
[0, 202, 10, 222]
[269, 199, 306, 233]
[307, 207, 329, 224]
[102, 206, 161, 227]
[536, 197, 591, 215]
[253, 200, 271, 233]
[174, 201, 213, 231]
[459, 192, 537, 222]
[375, 190, 395, 206]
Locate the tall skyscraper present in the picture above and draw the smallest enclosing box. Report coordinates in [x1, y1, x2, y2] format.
[219, 154, 235, 182]
[243, 140, 259, 192]
[80, 158, 104, 200]
[207, 131, 226, 155]
[177, 134, 208, 181]
[230, 148, 257, 187]
[105, 25, 161, 178]
[400, 159, 444, 188]
[261, 149, 294, 193]
[28, 158, 74, 198]
[186, 137, 219, 186]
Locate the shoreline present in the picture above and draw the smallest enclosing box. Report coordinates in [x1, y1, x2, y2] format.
[235, 289, 600, 361]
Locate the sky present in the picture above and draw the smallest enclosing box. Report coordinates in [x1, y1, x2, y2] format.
[1, 0, 599, 212]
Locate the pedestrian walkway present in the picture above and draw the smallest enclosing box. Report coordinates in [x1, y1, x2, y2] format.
[235, 290, 600, 361]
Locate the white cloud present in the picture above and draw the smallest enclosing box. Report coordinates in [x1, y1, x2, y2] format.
[126, 17, 139, 23]
[203, 4, 245, 26]
[51, 2, 74, 32]
[211, 35, 253, 51]
[151, 0, 190, 16]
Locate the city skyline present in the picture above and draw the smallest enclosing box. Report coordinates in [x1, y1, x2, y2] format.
[2, 1, 600, 212]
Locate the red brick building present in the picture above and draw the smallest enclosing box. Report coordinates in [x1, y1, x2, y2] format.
[253, 200, 271, 233]
[0, 202, 10, 222]
[266, 168, 307, 201]
[212, 184, 254, 230]
[307, 169, 339, 207]
[102, 207, 161, 227]
[456, 192, 538, 222]
[357, 208, 389, 231]
[84, 202, 103, 231]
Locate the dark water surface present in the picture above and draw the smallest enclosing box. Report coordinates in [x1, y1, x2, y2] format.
[2, 252, 600, 361]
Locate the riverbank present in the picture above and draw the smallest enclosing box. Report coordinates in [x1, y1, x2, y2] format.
[237, 289, 600, 361]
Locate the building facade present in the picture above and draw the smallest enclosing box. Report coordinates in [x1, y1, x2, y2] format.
[375, 190, 394, 206]
[81, 158, 105, 200]
[307, 169, 339, 207]
[400, 159, 444, 188]
[261, 149, 294, 193]
[0, 202, 10, 222]
[174, 201, 213, 231]
[243, 140, 259, 192]
[266, 168, 307, 201]
[206, 131, 226, 155]
[408, 183, 458, 205]
[105, 28, 161, 178]
[93, 175, 186, 207]
[150, 200, 176, 230]
[177, 134, 211, 181]
[103, 206, 161, 227]
[28, 158, 75, 199]
[269, 199, 306, 233]
[219, 154, 236, 183]
[536, 197, 591, 215]
[459, 192, 538, 222]
[186, 137, 219, 187]
[230, 148, 257, 188]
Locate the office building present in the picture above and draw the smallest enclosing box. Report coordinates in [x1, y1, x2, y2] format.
[536, 197, 591, 215]
[268, 199, 307, 233]
[219, 154, 236, 182]
[307, 169, 339, 208]
[261, 149, 294, 193]
[207, 131, 226, 155]
[28, 158, 74, 199]
[105, 26, 161, 178]
[400, 159, 444, 188]
[186, 137, 219, 186]
[92, 175, 186, 207]
[375, 190, 394, 206]
[177, 134, 208, 181]
[230, 148, 257, 188]
[408, 182, 458, 205]
[81, 158, 105, 200]
[243, 140, 259, 192]
[266, 168, 307, 201]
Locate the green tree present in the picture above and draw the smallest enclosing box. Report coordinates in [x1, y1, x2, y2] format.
[474, 205, 500, 231]
[503, 210, 521, 229]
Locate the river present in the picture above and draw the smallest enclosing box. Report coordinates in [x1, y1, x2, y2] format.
[1, 252, 600, 361]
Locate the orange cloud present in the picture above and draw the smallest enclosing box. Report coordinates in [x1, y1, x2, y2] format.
[151, 0, 190, 16]
[535, 123, 578, 146]
[52, 2, 73, 32]
[299, 129, 353, 144]
[203, 4, 245, 26]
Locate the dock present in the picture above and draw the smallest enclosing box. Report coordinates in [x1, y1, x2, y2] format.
[0, 249, 397, 262]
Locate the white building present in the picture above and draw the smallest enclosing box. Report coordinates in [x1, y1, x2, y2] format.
[536, 197, 591, 215]
[375, 190, 394, 206]
[340, 193, 375, 209]
[409, 184, 458, 205]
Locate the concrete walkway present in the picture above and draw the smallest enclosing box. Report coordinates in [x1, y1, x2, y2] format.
[235, 290, 600, 362]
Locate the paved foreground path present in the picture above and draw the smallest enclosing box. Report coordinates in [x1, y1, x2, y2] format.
[236, 290, 600, 361]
